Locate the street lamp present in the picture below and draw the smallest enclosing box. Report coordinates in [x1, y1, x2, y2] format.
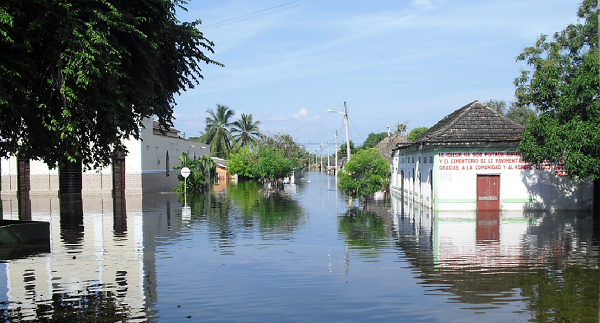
[328, 130, 338, 174]
[327, 102, 351, 162]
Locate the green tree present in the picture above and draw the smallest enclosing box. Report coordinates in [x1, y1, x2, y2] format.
[337, 148, 391, 206]
[231, 113, 261, 150]
[227, 148, 255, 178]
[259, 133, 308, 167]
[250, 146, 295, 185]
[484, 99, 508, 115]
[0, 0, 221, 169]
[505, 101, 537, 126]
[173, 153, 217, 192]
[514, 0, 599, 182]
[201, 104, 234, 158]
[338, 141, 356, 159]
[361, 132, 388, 149]
[407, 127, 429, 142]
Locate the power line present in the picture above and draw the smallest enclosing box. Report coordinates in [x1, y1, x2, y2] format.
[200, 0, 323, 31]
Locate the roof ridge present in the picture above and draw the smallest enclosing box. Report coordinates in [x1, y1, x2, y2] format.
[415, 100, 479, 142]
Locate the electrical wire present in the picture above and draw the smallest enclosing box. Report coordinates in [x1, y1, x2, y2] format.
[200, 0, 323, 31]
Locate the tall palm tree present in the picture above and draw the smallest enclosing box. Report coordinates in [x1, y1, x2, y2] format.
[201, 104, 234, 158]
[231, 113, 261, 150]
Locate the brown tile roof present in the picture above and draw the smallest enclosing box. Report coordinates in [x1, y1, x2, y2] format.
[375, 133, 408, 163]
[411, 100, 525, 145]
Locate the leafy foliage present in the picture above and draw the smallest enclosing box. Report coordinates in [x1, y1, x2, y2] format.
[337, 148, 390, 205]
[227, 133, 307, 184]
[338, 141, 356, 159]
[407, 127, 429, 142]
[250, 146, 296, 183]
[259, 133, 308, 167]
[227, 148, 254, 178]
[201, 104, 235, 158]
[361, 132, 388, 149]
[173, 153, 217, 192]
[514, 0, 599, 180]
[484, 99, 536, 126]
[0, 0, 221, 168]
[231, 113, 261, 150]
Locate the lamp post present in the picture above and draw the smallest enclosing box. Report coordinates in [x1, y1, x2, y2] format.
[327, 102, 351, 162]
[328, 131, 338, 175]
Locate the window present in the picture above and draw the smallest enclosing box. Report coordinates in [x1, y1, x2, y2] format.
[412, 157, 414, 163]
[429, 156, 433, 163]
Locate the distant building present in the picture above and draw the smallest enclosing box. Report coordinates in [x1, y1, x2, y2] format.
[1, 118, 210, 196]
[391, 100, 592, 211]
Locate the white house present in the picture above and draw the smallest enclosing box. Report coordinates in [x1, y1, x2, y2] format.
[391, 101, 592, 212]
[1, 118, 210, 196]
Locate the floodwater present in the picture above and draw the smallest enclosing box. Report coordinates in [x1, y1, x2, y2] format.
[0, 171, 599, 322]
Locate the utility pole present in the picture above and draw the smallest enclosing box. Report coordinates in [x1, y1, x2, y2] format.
[320, 143, 323, 171]
[327, 102, 351, 162]
[327, 141, 330, 171]
[343, 102, 351, 161]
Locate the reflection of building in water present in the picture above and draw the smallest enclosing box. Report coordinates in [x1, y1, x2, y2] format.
[390, 100, 592, 212]
[0, 195, 148, 321]
[389, 197, 598, 270]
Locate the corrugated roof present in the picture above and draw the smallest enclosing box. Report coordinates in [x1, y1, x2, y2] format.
[412, 100, 525, 144]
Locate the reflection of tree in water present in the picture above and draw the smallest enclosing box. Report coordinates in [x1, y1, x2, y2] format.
[181, 182, 304, 247]
[59, 195, 84, 248]
[338, 207, 387, 257]
[0, 284, 136, 322]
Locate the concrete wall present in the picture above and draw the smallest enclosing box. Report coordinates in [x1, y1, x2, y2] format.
[0, 118, 211, 196]
[391, 147, 593, 212]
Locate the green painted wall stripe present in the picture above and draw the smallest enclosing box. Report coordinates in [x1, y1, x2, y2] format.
[502, 198, 538, 203]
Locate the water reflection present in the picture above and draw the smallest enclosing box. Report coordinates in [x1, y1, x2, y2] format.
[0, 194, 147, 322]
[0, 171, 598, 322]
[387, 195, 600, 321]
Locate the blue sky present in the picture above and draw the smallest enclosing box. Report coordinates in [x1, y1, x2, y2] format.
[172, 0, 581, 152]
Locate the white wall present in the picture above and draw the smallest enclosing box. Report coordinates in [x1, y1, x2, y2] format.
[391, 147, 593, 211]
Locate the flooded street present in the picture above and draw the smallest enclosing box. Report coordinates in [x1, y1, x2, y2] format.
[0, 170, 599, 322]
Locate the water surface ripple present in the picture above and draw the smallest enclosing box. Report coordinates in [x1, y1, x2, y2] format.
[0, 171, 598, 322]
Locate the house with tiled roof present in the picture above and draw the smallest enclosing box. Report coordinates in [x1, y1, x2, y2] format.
[391, 100, 591, 212]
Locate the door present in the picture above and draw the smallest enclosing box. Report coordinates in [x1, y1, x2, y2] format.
[477, 175, 500, 211]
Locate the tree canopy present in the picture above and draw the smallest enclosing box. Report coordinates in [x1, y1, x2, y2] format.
[514, 0, 599, 180]
[231, 113, 261, 149]
[361, 132, 388, 149]
[337, 148, 390, 206]
[484, 99, 536, 126]
[0, 0, 221, 169]
[201, 104, 234, 158]
[407, 127, 429, 142]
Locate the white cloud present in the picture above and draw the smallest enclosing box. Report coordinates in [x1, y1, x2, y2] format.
[295, 108, 308, 118]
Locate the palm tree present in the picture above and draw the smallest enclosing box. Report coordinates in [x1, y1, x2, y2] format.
[231, 113, 261, 150]
[201, 104, 234, 158]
